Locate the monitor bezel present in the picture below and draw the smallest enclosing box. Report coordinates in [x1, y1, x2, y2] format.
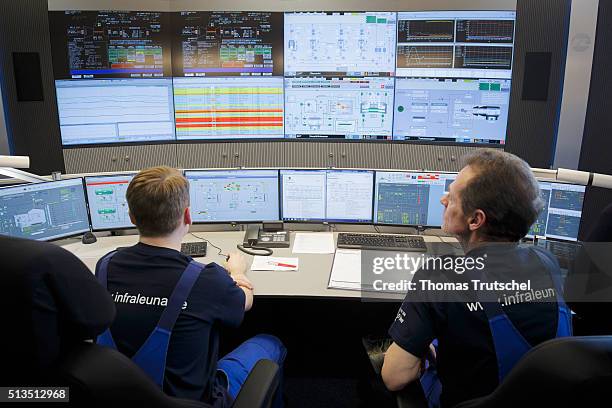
[83, 173, 139, 233]
[373, 169, 458, 229]
[185, 168, 282, 224]
[0, 177, 92, 242]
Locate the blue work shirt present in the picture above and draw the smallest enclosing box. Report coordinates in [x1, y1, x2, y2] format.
[96, 243, 245, 405]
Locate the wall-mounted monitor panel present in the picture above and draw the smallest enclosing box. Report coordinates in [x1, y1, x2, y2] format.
[0, 179, 90, 241]
[56, 79, 176, 145]
[173, 77, 284, 140]
[374, 171, 456, 227]
[49, 10, 172, 79]
[527, 181, 586, 241]
[186, 169, 280, 223]
[280, 169, 374, 223]
[396, 11, 515, 79]
[284, 77, 394, 140]
[284, 12, 396, 77]
[172, 11, 284, 77]
[393, 77, 510, 144]
[84, 174, 135, 231]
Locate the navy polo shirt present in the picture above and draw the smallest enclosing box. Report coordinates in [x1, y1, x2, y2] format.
[96, 243, 245, 405]
[389, 244, 561, 407]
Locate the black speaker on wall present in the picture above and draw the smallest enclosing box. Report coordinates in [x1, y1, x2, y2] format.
[504, 0, 571, 168]
[522, 52, 552, 101]
[12, 52, 44, 101]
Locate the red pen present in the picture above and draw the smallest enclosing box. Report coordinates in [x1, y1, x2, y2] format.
[267, 261, 297, 268]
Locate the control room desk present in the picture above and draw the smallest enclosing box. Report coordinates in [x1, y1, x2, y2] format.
[59, 231, 455, 299]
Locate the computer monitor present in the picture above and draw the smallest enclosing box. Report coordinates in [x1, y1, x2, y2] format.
[84, 174, 136, 231]
[396, 11, 516, 79]
[172, 11, 284, 77]
[173, 77, 284, 140]
[280, 169, 374, 223]
[185, 170, 280, 223]
[393, 77, 510, 144]
[374, 171, 456, 227]
[56, 78, 176, 145]
[49, 10, 172, 80]
[284, 77, 394, 140]
[527, 181, 586, 241]
[284, 11, 397, 77]
[0, 178, 90, 241]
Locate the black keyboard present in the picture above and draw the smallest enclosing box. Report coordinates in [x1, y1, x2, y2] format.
[337, 233, 427, 251]
[181, 241, 207, 257]
[116, 241, 207, 257]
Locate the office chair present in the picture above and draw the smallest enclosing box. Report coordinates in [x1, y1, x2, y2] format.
[366, 336, 612, 408]
[454, 336, 612, 408]
[56, 342, 280, 408]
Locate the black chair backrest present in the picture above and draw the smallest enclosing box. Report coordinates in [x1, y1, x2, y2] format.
[455, 336, 612, 408]
[56, 342, 208, 408]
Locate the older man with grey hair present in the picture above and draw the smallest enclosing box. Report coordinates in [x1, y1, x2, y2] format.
[382, 149, 572, 407]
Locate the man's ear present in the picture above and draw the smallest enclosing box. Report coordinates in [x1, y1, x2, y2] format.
[468, 209, 486, 232]
[129, 212, 136, 226]
[184, 207, 192, 226]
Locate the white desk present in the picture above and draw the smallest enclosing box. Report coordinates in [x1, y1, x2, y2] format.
[59, 231, 456, 299]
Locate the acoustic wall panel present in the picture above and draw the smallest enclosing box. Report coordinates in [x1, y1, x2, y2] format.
[63, 144, 177, 173]
[504, 0, 571, 168]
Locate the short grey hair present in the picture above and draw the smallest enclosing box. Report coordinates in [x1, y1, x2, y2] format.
[460, 149, 544, 241]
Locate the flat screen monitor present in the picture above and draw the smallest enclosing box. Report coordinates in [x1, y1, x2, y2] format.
[173, 77, 284, 140]
[280, 169, 374, 223]
[374, 171, 456, 227]
[84, 174, 135, 231]
[49, 10, 172, 80]
[284, 76, 394, 140]
[186, 169, 280, 223]
[0, 178, 90, 241]
[284, 11, 396, 77]
[527, 181, 586, 241]
[393, 77, 510, 144]
[172, 11, 284, 77]
[396, 10, 516, 79]
[56, 78, 176, 145]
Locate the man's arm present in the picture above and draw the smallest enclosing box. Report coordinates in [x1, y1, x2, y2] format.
[226, 251, 254, 311]
[382, 342, 423, 391]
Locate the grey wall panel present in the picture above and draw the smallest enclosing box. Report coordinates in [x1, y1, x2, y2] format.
[282, 142, 338, 168]
[504, 0, 571, 168]
[63, 144, 177, 173]
[0, 0, 64, 174]
[391, 144, 484, 171]
[237, 142, 285, 167]
[331, 142, 395, 169]
[176, 143, 239, 169]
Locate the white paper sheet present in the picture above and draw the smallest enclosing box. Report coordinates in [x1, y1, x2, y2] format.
[292, 232, 335, 254]
[328, 248, 362, 290]
[251, 256, 299, 271]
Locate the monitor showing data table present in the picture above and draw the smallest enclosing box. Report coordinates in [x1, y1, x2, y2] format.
[280, 169, 374, 223]
[527, 181, 586, 241]
[0, 178, 90, 241]
[84, 174, 135, 231]
[186, 169, 280, 222]
[173, 76, 284, 140]
[374, 171, 456, 227]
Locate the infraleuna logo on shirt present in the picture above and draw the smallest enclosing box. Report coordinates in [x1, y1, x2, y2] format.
[112, 291, 188, 310]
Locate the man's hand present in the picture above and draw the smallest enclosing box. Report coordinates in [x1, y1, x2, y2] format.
[232, 273, 254, 291]
[225, 250, 247, 276]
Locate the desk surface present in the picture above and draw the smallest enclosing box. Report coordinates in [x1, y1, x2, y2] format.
[59, 231, 456, 299]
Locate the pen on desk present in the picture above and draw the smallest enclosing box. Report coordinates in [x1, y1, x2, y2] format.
[268, 261, 297, 268]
